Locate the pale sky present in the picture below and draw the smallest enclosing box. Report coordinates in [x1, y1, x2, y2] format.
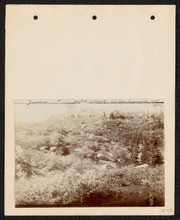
[15, 103, 163, 123]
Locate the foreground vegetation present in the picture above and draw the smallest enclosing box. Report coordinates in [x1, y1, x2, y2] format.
[15, 109, 164, 206]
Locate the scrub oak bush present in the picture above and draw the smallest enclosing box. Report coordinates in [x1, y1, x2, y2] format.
[15, 165, 164, 206]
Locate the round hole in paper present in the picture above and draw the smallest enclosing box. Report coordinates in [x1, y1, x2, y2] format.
[92, 15, 97, 20]
[33, 15, 38, 20]
[150, 15, 155, 20]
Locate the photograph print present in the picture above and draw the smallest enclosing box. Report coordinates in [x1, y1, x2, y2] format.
[14, 100, 164, 207]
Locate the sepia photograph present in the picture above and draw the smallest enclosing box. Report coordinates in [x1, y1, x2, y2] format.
[4, 4, 175, 215]
[14, 100, 165, 207]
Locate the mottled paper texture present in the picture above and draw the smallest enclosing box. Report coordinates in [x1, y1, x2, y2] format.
[5, 5, 175, 215]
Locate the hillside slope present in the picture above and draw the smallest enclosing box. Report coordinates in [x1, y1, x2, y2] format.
[15, 109, 164, 207]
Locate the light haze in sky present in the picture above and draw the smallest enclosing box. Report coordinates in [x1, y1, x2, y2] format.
[15, 103, 163, 123]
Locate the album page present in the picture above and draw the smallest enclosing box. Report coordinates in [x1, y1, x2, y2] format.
[5, 5, 175, 215]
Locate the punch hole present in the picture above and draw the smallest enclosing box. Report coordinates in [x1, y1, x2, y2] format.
[33, 15, 38, 20]
[92, 15, 97, 20]
[150, 15, 155, 20]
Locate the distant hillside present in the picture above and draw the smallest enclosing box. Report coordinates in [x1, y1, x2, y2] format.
[15, 109, 164, 167]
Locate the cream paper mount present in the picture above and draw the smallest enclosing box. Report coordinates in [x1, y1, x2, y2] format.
[5, 5, 175, 215]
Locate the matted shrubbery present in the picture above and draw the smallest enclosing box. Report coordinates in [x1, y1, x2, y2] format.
[15, 163, 164, 206]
